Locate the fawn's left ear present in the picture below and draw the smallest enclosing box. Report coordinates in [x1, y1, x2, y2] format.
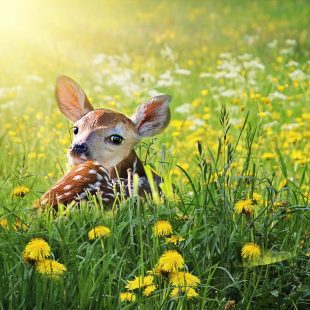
[131, 95, 172, 138]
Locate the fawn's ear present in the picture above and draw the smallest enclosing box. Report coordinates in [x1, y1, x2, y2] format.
[55, 75, 94, 122]
[131, 95, 171, 138]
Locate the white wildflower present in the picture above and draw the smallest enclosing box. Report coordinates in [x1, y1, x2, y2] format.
[286, 39, 297, 46]
[244, 34, 258, 45]
[281, 123, 299, 131]
[175, 68, 191, 76]
[289, 69, 306, 81]
[219, 52, 232, 59]
[175, 103, 192, 114]
[267, 40, 278, 49]
[221, 89, 237, 98]
[160, 45, 175, 62]
[199, 72, 213, 78]
[238, 53, 253, 61]
[285, 60, 299, 67]
[280, 48, 294, 55]
[269, 91, 287, 100]
[92, 53, 106, 65]
[243, 60, 265, 71]
[27, 75, 43, 83]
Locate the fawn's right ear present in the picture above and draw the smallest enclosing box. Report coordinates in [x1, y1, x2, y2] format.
[55, 75, 94, 122]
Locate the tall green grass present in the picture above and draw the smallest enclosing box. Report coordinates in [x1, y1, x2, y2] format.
[1, 108, 309, 309]
[0, 0, 309, 309]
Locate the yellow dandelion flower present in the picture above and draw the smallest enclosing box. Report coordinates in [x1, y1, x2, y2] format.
[0, 219, 27, 231]
[260, 97, 271, 104]
[278, 179, 288, 190]
[302, 112, 310, 121]
[283, 208, 292, 220]
[165, 235, 185, 245]
[120, 292, 136, 302]
[14, 219, 29, 231]
[157, 250, 185, 273]
[170, 287, 199, 299]
[88, 226, 111, 240]
[12, 185, 29, 197]
[272, 201, 287, 210]
[258, 111, 268, 118]
[23, 238, 51, 262]
[153, 220, 173, 237]
[184, 287, 199, 299]
[291, 150, 305, 163]
[170, 287, 180, 298]
[143, 284, 156, 296]
[148, 265, 170, 277]
[201, 89, 209, 96]
[234, 199, 254, 215]
[241, 243, 261, 259]
[126, 275, 154, 290]
[170, 271, 200, 287]
[261, 152, 276, 160]
[0, 219, 8, 229]
[252, 193, 263, 205]
[35, 259, 67, 278]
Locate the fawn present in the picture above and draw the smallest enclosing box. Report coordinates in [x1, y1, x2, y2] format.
[35, 76, 171, 208]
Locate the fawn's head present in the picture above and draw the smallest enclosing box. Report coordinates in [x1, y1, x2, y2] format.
[56, 75, 171, 170]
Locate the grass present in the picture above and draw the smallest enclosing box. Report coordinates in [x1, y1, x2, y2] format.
[0, 0, 309, 309]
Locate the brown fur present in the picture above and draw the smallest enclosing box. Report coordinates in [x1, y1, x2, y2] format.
[113, 150, 145, 179]
[35, 161, 113, 208]
[82, 109, 135, 130]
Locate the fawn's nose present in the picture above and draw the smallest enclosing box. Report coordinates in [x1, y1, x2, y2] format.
[72, 142, 88, 155]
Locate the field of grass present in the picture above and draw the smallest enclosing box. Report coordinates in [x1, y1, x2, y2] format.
[0, 0, 309, 309]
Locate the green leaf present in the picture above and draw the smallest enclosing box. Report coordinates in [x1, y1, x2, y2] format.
[243, 250, 295, 267]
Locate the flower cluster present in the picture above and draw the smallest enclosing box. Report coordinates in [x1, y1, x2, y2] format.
[153, 220, 184, 245]
[120, 220, 200, 302]
[22, 238, 66, 279]
[88, 225, 111, 240]
[234, 192, 263, 216]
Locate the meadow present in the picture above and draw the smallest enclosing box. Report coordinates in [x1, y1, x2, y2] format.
[0, 0, 309, 309]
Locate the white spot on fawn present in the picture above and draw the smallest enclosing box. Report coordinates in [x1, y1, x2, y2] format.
[76, 192, 86, 200]
[88, 181, 101, 190]
[64, 185, 72, 190]
[96, 173, 103, 181]
[76, 166, 85, 172]
[73, 175, 82, 180]
[89, 169, 97, 174]
[99, 167, 108, 174]
[94, 181, 101, 187]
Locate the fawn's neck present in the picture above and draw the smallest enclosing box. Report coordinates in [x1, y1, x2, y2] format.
[110, 150, 145, 179]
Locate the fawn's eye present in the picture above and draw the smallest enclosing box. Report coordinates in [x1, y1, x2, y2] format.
[109, 134, 123, 145]
[73, 126, 79, 135]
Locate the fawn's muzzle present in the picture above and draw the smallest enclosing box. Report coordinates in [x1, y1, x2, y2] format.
[72, 142, 88, 155]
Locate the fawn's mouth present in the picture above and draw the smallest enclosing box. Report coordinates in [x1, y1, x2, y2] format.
[68, 151, 91, 166]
